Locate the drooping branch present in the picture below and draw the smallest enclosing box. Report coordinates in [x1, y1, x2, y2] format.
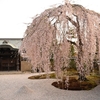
[20, 2, 100, 80]
[66, 15, 77, 26]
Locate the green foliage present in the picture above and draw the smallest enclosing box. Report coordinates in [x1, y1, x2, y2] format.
[50, 53, 55, 71]
[93, 59, 99, 70]
[70, 44, 75, 56]
[69, 59, 76, 69]
[69, 44, 76, 69]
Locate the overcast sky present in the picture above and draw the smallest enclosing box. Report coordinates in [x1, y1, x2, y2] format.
[0, 0, 100, 38]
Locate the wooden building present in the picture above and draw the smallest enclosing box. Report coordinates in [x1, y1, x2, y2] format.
[0, 38, 22, 71]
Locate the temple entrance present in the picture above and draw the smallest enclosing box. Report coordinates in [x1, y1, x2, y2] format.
[0, 40, 20, 71]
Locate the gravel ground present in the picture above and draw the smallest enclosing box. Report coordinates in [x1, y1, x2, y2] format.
[0, 73, 100, 100]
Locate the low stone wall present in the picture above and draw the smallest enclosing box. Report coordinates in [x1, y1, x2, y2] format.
[21, 61, 31, 72]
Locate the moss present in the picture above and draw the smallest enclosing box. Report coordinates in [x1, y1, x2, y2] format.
[28, 71, 100, 90]
[28, 75, 45, 79]
[52, 76, 99, 90]
[87, 75, 100, 85]
[67, 68, 78, 76]
[28, 73, 56, 79]
[29, 74, 99, 90]
[49, 73, 56, 78]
